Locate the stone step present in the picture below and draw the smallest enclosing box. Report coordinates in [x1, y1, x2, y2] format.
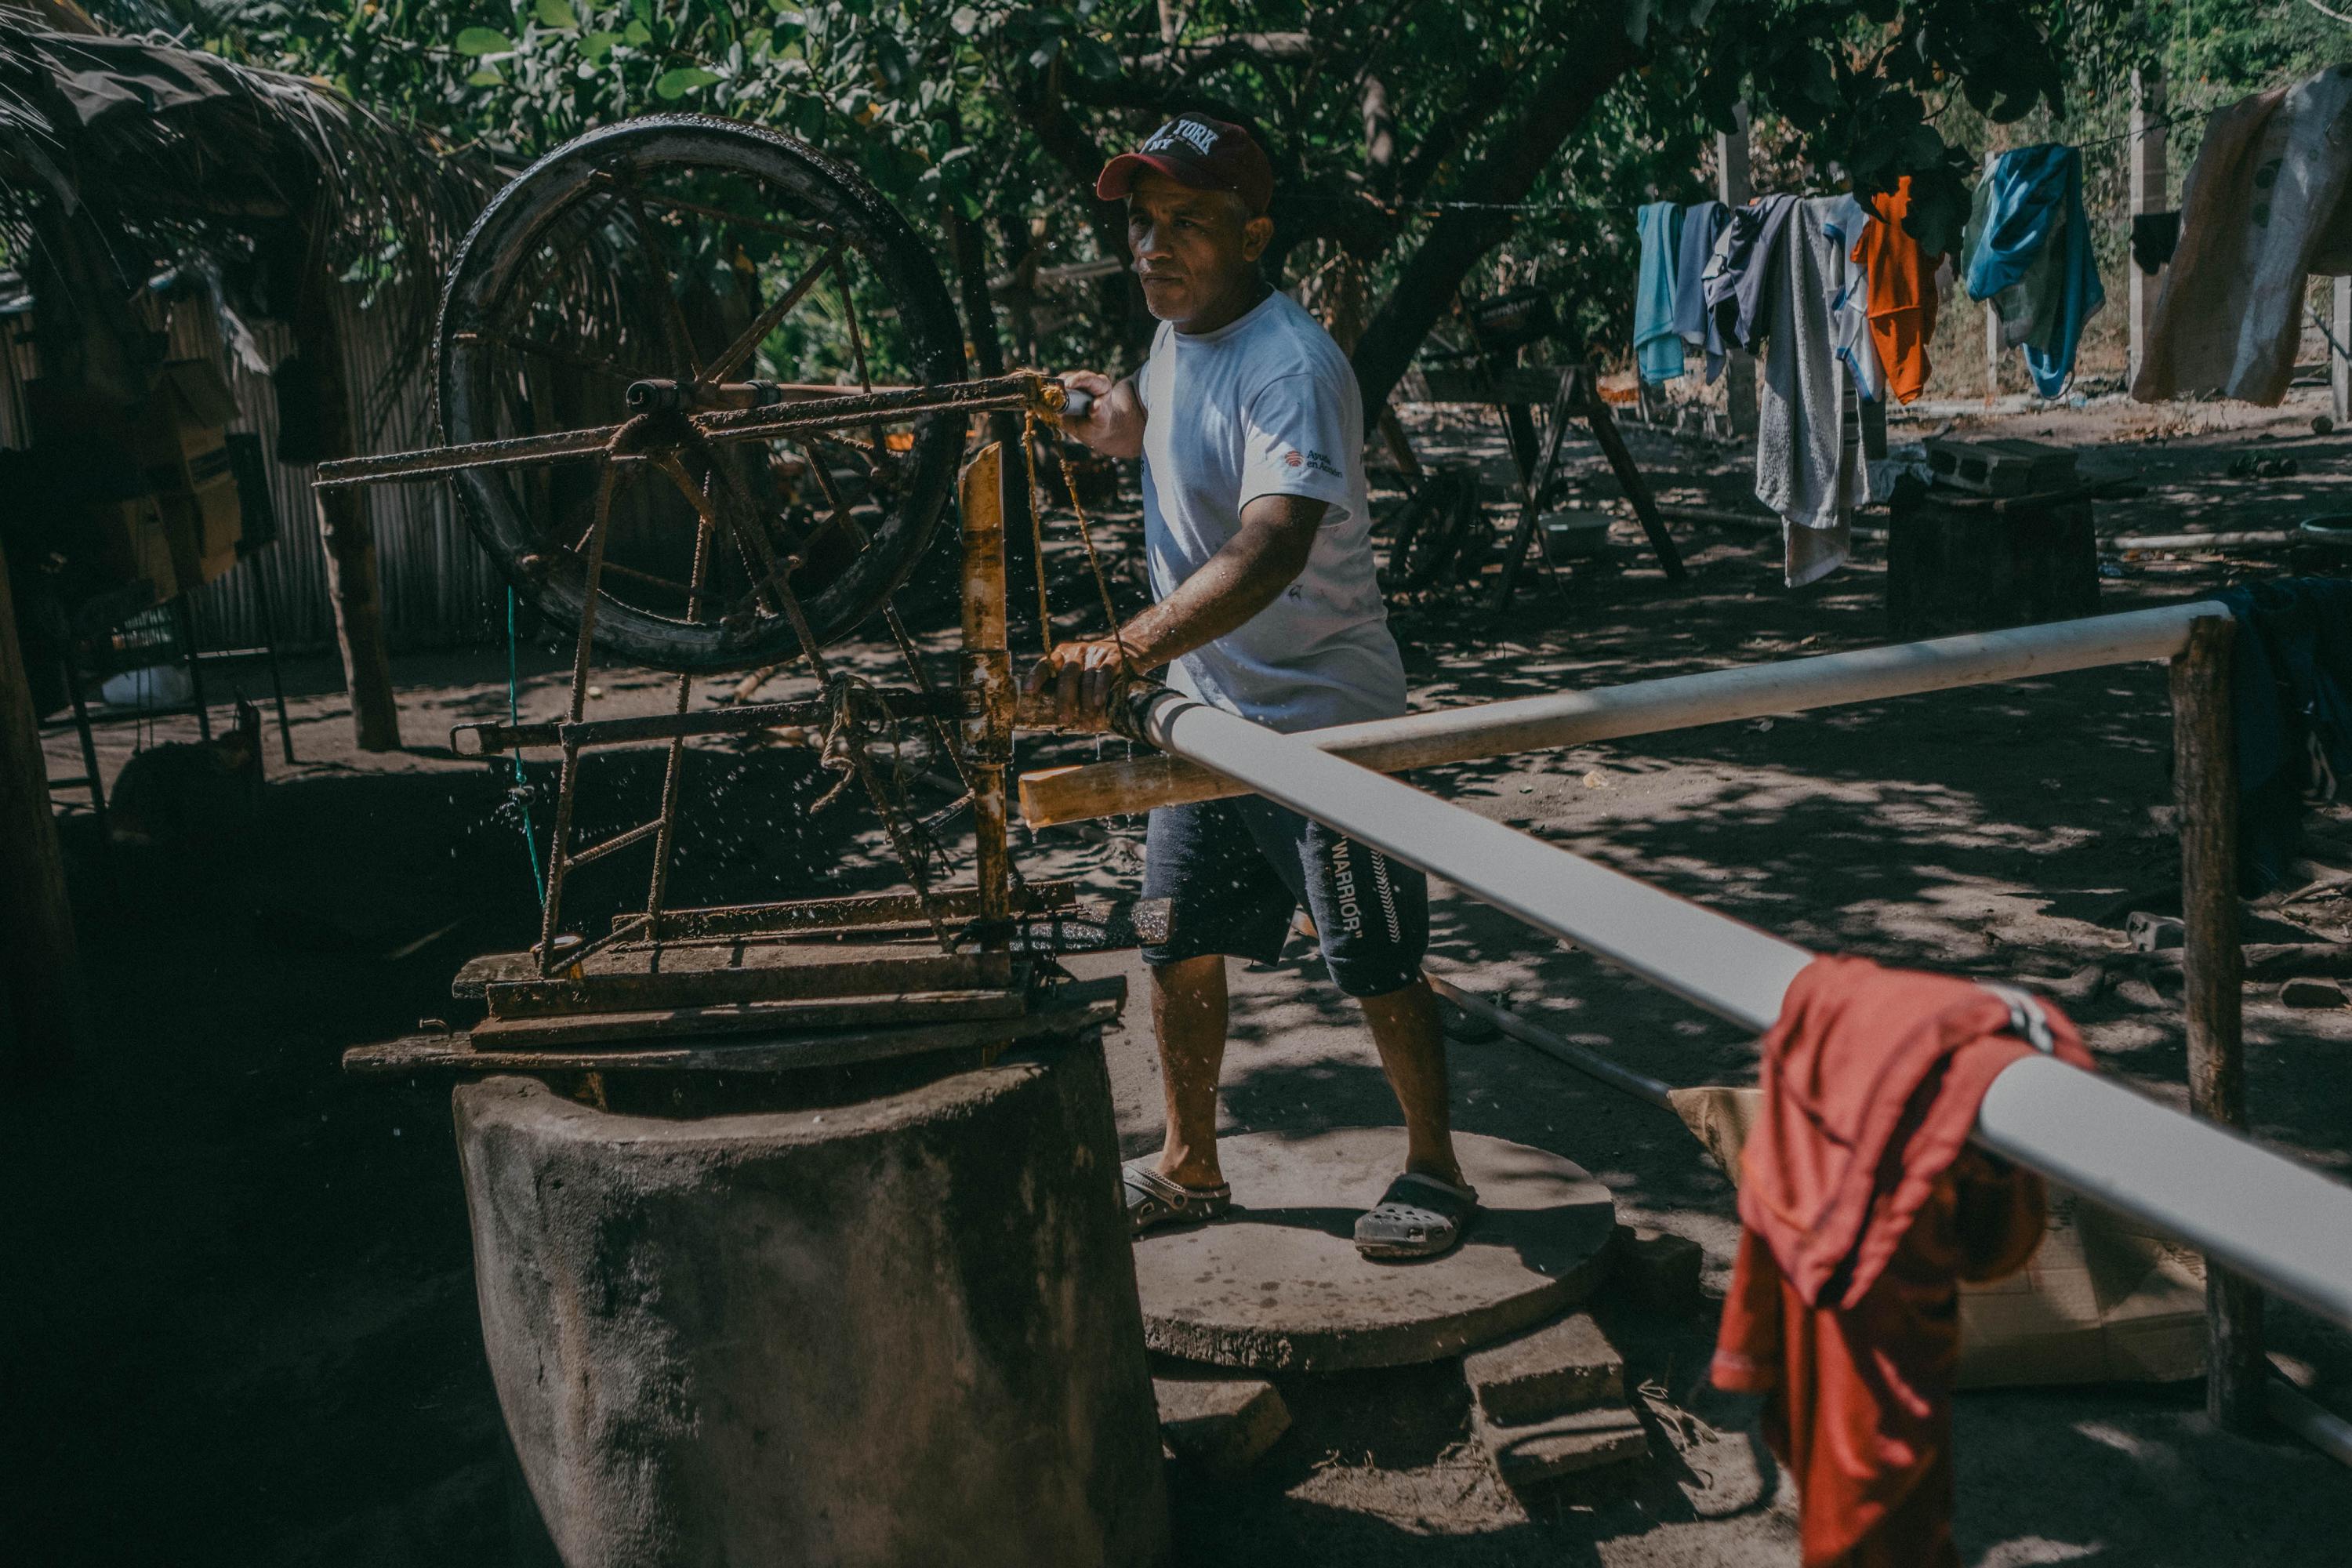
[1461, 1312, 1624, 1425]
[1610, 1224, 1704, 1312]
[1154, 1372, 1290, 1474]
[1474, 1403, 1650, 1489]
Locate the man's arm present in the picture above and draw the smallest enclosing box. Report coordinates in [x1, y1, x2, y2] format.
[1057, 369, 1145, 459]
[1023, 494, 1325, 727]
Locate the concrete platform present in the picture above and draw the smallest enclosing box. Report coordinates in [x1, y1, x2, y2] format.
[1132, 1128, 1616, 1371]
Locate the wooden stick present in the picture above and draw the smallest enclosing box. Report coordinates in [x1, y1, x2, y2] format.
[0, 534, 83, 1080]
[1019, 601, 2223, 826]
[960, 445, 1014, 935]
[2172, 613, 2265, 1432]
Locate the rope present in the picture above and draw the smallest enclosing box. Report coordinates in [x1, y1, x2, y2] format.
[505, 585, 545, 903]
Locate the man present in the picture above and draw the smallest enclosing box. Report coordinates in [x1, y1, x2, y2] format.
[1029, 116, 1475, 1260]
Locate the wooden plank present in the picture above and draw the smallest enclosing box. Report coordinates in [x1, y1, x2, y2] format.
[482, 949, 1025, 1018]
[0, 533, 83, 1078]
[345, 980, 1126, 1077]
[1582, 397, 1686, 581]
[1400, 365, 1575, 406]
[2172, 615, 2265, 1432]
[639, 880, 1080, 943]
[469, 988, 1031, 1047]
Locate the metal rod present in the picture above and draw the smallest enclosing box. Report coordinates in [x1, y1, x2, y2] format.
[315, 375, 1055, 489]
[1127, 686, 2352, 1332]
[1424, 971, 1674, 1108]
[1025, 601, 2228, 826]
[2172, 615, 2266, 1428]
[566, 816, 663, 872]
[534, 455, 622, 974]
[2271, 1377, 2352, 1468]
[644, 494, 717, 924]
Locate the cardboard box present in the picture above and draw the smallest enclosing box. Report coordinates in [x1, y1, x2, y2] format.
[26, 360, 238, 497]
[136, 359, 239, 494]
[90, 494, 180, 601]
[1681, 1085, 2206, 1389]
[159, 474, 243, 588]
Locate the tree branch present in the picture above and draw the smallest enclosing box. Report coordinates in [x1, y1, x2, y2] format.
[1122, 31, 1319, 74]
[1350, 10, 1639, 413]
[1362, 72, 1397, 205]
[1393, 62, 1508, 205]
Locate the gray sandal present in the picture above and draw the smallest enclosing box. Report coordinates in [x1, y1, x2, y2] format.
[1354, 1171, 1479, 1260]
[1123, 1160, 1232, 1236]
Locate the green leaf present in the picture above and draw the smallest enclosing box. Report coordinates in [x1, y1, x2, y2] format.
[455, 27, 512, 56]
[1071, 37, 1120, 81]
[622, 19, 652, 44]
[582, 30, 622, 63]
[466, 66, 506, 85]
[655, 66, 723, 99]
[872, 33, 911, 89]
[533, 0, 578, 31]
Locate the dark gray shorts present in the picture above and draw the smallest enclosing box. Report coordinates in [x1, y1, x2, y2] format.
[1140, 796, 1428, 998]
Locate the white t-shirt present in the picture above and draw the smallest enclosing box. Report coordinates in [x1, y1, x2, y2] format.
[1134, 290, 1406, 733]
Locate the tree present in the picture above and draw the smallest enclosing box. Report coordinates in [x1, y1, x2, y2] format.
[143, 0, 2110, 419]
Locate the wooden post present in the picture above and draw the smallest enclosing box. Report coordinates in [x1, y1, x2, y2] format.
[959, 444, 1013, 941]
[2332, 275, 2350, 426]
[2129, 66, 2169, 387]
[1715, 104, 1758, 438]
[2171, 613, 2265, 1432]
[294, 270, 403, 752]
[1984, 151, 2002, 405]
[0, 532, 85, 1081]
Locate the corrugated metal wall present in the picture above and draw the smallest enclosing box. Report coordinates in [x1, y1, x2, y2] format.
[0, 285, 507, 654]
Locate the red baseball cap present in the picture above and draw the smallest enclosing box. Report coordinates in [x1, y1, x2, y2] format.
[1096, 116, 1274, 216]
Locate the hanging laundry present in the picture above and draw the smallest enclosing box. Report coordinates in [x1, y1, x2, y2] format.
[2130, 209, 2180, 275]
[2132, 65, 2352, 406]
[1713, 956, 2092, 1568]
[2213, 577, 2352, 895]
[1671, 199, 1731, 376]
[1962, 145, 2103, 397]
[1820, 194, 1886, 405]
[1853, 176, 1942, 404]
[1704, 194, 1882, 586]
[1635, 201, 1686, 383]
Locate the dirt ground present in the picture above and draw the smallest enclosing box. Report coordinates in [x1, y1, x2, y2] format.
[11, 387, 2352, 1564]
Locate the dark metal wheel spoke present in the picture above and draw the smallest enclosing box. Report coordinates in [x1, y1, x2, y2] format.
[614, 183, 704, 381]
[706, 241, 848, 384]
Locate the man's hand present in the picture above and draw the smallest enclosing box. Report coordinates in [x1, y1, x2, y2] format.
[1059, 371, 1144, 460]
[1023, 638, 1131, 730]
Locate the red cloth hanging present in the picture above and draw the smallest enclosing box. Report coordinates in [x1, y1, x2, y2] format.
[1712, 955, 2092, 1567]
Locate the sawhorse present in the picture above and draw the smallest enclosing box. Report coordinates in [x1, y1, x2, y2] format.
[1403, 364, 1687, 610]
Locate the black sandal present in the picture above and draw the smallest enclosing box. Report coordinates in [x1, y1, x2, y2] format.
[1123, 1160, 1232, 1236]
[1354, 1171, 1479, 1260]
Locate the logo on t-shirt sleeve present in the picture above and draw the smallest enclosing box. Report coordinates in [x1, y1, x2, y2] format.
[1283, 448, 1341, 478]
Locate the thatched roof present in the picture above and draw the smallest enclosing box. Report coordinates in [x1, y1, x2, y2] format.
[0, 16, 488, 390]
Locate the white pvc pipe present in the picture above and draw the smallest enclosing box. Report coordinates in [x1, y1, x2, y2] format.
[1027, 601, 2224, 825]
[1137, 688, 2352, 1333]
[1141, 695, 1815, 1027]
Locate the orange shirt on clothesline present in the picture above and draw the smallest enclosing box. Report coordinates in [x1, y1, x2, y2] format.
[1853, 177, 1940, 404]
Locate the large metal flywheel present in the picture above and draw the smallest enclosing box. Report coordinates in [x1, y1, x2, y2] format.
[433, 114, 971, 673]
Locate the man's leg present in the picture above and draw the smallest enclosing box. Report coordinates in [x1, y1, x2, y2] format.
[1136, 798, 1298, 1207]
[1150, 952, 1231, 1189]
[1359, 976, 1464, 1188]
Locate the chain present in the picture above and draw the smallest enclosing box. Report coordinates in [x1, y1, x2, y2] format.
[1019, 412, 1055, 658]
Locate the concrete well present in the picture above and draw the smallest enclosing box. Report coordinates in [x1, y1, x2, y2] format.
[453, 1036, 1170, 1568]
